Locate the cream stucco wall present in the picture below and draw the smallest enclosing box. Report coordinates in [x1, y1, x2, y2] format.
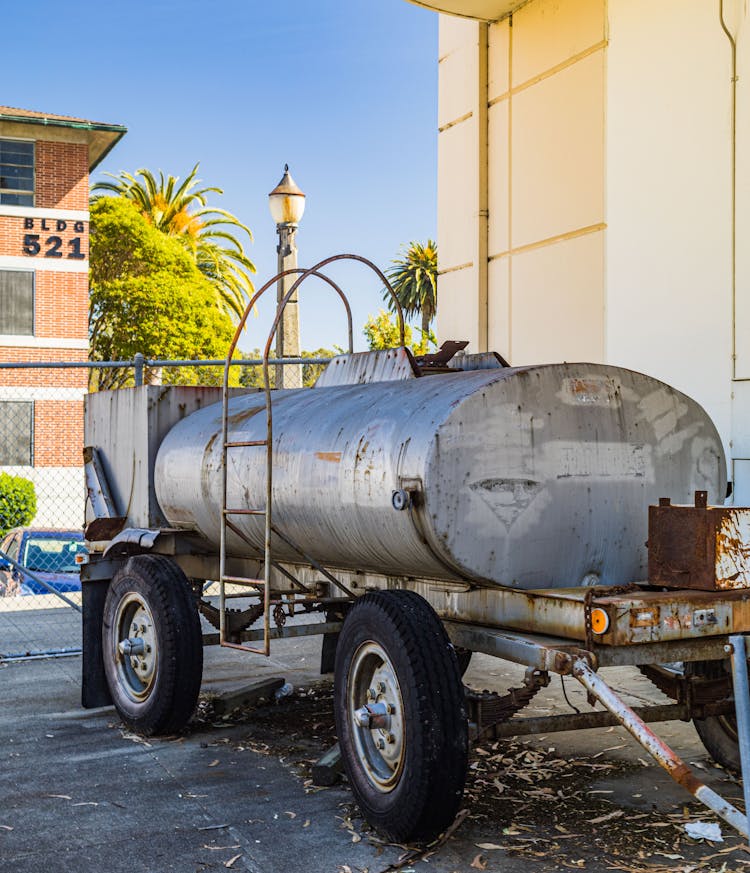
[436, 0, 749, 497]
[438, 0, 607, 364]
[605, 0, 736, 462]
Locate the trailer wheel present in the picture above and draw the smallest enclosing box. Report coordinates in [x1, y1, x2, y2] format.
[691, 660, 742, 771]
[455, 647, 472, 677]
[103, 555, 203, 736]
[334, 590, 468, 843]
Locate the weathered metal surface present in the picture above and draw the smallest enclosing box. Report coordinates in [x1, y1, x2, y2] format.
[483, 703, 716, 739]
[154, 362, 725, 590]
[85, 386, 253, 529]
[649, 495, 750, 589]
[201, 620, 342, 647]
[83, 446, 120, 520]
[102, 528, 162, 558]
[393, 579, 750, 647]
[313, 347, 419, 387]
[442, 617, 732, 668]
[447, 350, 510, 371]
[442, 622, 584, 673]
[573, 658, 749, 838]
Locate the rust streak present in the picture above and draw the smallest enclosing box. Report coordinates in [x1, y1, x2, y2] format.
[315, 451, 342, 463]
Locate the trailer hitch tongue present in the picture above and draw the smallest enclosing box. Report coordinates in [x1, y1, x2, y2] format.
[572, 657, 749, 838]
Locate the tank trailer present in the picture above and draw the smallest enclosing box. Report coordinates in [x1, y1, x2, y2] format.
[81, 255, 750, 842]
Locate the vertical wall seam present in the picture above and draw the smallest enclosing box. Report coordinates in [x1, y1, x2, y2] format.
[478, 22, 490, 353]
[507, 13, 514, 363]
[602, 0, 609, 364]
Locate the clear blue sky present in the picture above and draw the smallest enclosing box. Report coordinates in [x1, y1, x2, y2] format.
[1, 0, 438, 352]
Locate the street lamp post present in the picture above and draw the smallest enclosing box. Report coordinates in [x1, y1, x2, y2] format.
[268, 165, 306, 389]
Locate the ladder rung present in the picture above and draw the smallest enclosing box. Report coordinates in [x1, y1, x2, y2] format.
[225, 440, 268, 447]
[221, 575, 265, 586]
[224, 508, 265, 516]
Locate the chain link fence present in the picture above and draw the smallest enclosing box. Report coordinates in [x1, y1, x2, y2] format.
[0, 355, 327, 661]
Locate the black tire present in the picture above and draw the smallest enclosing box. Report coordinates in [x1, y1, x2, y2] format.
[334, 590, 468, 843]
[691, 659, 741, 771]
[455, 647, 473, 677]
[102, 555, 203, 736]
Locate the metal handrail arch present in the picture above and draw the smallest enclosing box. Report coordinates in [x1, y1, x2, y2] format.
[219, 256, 401, 655]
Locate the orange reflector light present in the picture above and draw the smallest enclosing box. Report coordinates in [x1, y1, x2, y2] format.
[590, 607, 609, 635]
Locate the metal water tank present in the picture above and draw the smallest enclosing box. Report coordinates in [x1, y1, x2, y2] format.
[154, 361, 725, 588]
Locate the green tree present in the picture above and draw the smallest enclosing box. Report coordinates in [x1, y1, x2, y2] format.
[0, 473, 37, 537]
[93, 164, 255, 319]
[363, 310, 435, 355]
[238, 347, 338, 389]
[383, 240, 438, 337]
[89, 198, 237, 389]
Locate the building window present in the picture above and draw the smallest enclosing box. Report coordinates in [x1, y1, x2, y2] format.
[0, 401, 33, 466]
[0, 139, 34, 206]
[0, 270, 34, 335]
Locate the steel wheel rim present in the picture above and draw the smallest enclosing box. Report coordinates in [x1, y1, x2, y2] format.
[113, 592, 158, 703]
[348, 641, 405, 792]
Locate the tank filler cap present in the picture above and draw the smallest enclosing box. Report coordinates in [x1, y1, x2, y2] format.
[391, 490, 411, 511]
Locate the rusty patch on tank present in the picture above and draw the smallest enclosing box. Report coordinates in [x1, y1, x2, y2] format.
[227, 405, 264, 426]
[316, 451, 342, 463]
[560, 377, 619, 407]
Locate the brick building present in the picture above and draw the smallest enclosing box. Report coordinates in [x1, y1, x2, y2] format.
[0, 107, 125, 526]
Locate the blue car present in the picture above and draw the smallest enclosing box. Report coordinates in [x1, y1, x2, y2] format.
[0, 528, 86, 597]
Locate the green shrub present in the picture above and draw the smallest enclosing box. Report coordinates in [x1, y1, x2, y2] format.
[0, 473, 37, 538]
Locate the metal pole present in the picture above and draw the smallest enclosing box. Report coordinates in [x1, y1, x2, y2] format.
[133, 352, 145, 387]
[728, 634, 750, 825]
[573, 657, 749, 837]
[275, 224, 302, 389]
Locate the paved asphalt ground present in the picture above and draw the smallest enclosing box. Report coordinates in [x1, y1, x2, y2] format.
[2, 608, 750, 873]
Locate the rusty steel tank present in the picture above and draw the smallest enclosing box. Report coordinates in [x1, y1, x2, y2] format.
[154, 350, 726, 589]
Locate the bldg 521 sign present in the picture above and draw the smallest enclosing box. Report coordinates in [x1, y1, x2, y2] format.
[21, 217, 86, 260]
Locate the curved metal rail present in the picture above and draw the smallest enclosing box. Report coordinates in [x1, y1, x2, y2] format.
[219, 254, 403, 655]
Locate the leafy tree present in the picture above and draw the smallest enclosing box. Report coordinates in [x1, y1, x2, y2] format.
[238, 347, 338, 389]
[89, 198, 237, 389]
[0, 473, 37, 537]
[364, 310, 414, 350]
[364, 310, 435, 355]
[383, 240, 438, 337]
[93, 164, 255, 319]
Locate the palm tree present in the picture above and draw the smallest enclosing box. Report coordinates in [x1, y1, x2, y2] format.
[384, 240, 438, 339]
[93, 164, 255, 319]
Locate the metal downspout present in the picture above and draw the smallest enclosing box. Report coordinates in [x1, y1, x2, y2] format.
[727, 635, 750, 831]
[478, 21, 489, 352]
[719, 0, 737, 380]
